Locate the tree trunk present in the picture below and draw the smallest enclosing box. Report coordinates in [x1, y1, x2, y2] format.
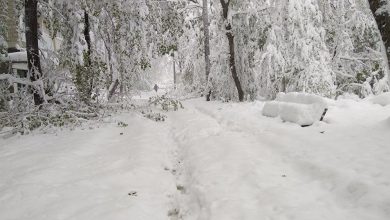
[107, 78, 119, 101]
[83, 10, 93, 98]
[203, 0, 211, 101]
[25, 0, 44, 105]
[173, 51, 176, 88]
[84, 10, 92, 65]
[369, 0, 390, 83]
[219, 0, 244, 101]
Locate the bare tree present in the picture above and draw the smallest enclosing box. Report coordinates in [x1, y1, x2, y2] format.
[219, 0, 244, 101]
[25, 0, 44, 105]
[203, 0, 211, 101]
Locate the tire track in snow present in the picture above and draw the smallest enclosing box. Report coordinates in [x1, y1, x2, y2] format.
[165, 102, 303, 220]
[166, 106, 224, 220]
[165, 137, 185, 220]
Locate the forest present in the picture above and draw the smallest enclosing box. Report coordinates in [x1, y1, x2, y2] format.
[0, 0, 389, 128]
[0, 0, 390, 220]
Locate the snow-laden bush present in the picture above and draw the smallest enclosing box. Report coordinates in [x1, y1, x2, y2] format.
[135, 95, 184, 122]
[141, 110, 167, 122]
[0, 98, 99, 135]
[148, 95, 183, 112]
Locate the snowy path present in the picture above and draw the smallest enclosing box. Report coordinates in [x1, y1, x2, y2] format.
[1, 98, 390, 220]
[166, 99, 390, 220]
[0, 114, 179, 220]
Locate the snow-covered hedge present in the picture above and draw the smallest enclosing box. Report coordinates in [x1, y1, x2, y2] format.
[262, 92, 328, 126]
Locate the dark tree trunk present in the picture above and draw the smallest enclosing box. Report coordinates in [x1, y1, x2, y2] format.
[83, 10, 93, 99]
[369, 0, 390, 73]
[203, 0, 211, 101]
[219, 0, 244, 101]
[25, 0, 44, 105]
[107, 79, 119, 101]
[84, 10, 92, 65]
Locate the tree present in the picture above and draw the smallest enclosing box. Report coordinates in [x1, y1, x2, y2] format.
[321, 0, 389, 97]
[369, 0, 390, 85]
[203, 0, 211, 101]
[0, 0, 9, 54]
[219, 0, 244, 101]
[25, 0, 44, 105]
[73, 9, 95, 103]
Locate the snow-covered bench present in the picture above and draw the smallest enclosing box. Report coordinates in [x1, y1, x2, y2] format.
[262, 92, 328, 126]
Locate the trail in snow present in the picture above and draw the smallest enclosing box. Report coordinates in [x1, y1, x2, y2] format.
[0, 96, 389, 220]
[165, 98, 390, 220]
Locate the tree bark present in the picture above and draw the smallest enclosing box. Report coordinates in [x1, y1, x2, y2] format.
[203, 0, 211, 101]
[369, 0, 390, 82]
[84, 10, 92, 65]
[219, 0, 244, 101]
[83, 10, 93, 99]
[107, 78, 119, 101]
[25, 0, 44, 105]
[173, 52, 177, 88]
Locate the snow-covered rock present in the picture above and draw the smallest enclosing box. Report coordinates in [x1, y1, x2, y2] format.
[368, 92, 390, 106]
[262, 92, 328, 126]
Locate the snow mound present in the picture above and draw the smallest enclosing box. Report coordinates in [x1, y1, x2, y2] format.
[262, 101, 280, 118]
[368, 92, 390, 106]
[262, 93, 328, 126]
[276, 92, 328, 107]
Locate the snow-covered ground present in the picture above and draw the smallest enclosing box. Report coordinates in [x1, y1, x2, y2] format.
[0, 94, 389, 220]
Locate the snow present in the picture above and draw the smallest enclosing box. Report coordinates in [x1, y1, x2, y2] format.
[1, 51, 27, 62]
[1, 94, 390, 220]
[262, 92, 328, 125]
[0, 114, 178, 220]
[262, 101, 280, 117]
[276, 92, 328, 108]
[367, 92, 390, 106]
[171, 98, 390, 220]
[279, 102, 324, 126]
